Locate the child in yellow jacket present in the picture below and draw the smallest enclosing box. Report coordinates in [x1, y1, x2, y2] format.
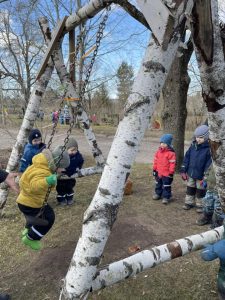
[17, 146, 70, 250]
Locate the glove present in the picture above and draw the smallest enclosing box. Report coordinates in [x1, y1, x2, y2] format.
[180, 172, 188, 181]
[200, 180, 207, 189]
[169, 173, 174, 178]
[201, 240, 225, 261]
[46, 174, 57, 186]
[153, 170, 158, 177]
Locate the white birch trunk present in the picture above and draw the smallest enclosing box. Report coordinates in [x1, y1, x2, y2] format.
[191, 1, 225, 208]
[39, 17, 105, 167]
[0, 30, 55, 211]
[65, 0, 108, 33]
[59, 166, 103, 179]
[60, 1, 194, 298]
[92, 226, 224, 291]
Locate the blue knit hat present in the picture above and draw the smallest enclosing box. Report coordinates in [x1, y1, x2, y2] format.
[28, 129, 42, 144]
[194, 125, 209, 140]
[160, 134, 173, 146]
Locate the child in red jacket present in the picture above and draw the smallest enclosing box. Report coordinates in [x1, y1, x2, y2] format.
[152, 134, 176, 204]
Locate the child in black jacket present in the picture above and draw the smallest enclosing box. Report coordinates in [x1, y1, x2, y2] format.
[56, 137, 84, 205]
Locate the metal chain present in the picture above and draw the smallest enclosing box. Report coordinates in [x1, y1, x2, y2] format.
[42, 6, 110, 207]
[79, 5, 111, 103]
[47, 32, 84, 150]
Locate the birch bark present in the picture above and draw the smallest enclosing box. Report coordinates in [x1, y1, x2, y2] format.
[39, 17, 105, 167]
[191, 0, 225, 208]
[60, 1, 194, 298]
[59, 166, 103, 179]
[0, 20, 56, 212]
[92, 226, 224, 291]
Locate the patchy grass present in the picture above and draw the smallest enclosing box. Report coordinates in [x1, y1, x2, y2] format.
[0, 158, 219, 300]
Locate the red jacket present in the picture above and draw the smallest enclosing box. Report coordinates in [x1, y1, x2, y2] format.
[153, 146, 176, 177]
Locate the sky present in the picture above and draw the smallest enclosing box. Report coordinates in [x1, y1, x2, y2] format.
[0, 0, 224, 100]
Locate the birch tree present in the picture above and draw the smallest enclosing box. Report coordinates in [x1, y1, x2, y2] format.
[39, 17, 105, 167]
[60, 1, 195, 298]
[0, 20, 57, 212]
[190, 1, 225, 209]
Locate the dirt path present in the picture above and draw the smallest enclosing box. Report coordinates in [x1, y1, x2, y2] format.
[0, 128, 187, 164]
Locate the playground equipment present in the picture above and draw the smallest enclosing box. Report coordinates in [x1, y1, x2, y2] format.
[1, 0, 225, 299]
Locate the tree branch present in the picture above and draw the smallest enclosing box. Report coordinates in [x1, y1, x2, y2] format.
[112, 0, 150, 30]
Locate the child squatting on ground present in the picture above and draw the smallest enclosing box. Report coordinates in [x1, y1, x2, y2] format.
[17, 146, 70, 251]
[152, 133, 176, 205]
[19, 128, 46, 172]
[180, 125, 212, 213]
[56, 137, 84, 206]
[196, 164, 224, 228]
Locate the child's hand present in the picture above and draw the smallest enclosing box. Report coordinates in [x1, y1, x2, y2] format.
[180, 173, 188, 181]
[5, 173, 20, 193]
[200, 180, 207, 189]
[46, 174, 57, 186]
[201, 240, 225, 261]
[152, 170, 158, 177]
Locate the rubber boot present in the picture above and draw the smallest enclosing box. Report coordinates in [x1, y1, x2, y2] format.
[211, 212, 224, 229]
[183, 204, 195, 210]
[152, 194, 161, 200]
[196, 213, 212, 226]
[162, 198, 169, 205]
[22, 235, 41, 251]
[21, 228, 28, 237]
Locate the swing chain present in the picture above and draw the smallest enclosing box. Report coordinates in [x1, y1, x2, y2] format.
[79, 5, 111, 102]
[44, 6, 110, 206]
[47, 33, 84, 150]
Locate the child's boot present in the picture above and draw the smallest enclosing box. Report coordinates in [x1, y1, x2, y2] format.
[183, 195, 195, 210]
[183, 203, 195, 210]
[21, 228, 28, 237]
[210, 210, 224, 229]
[162, 198, 169, 205]
[22, 235, 41, 251]
[196, 213, 212, 226]
[152, 194, 161, 200]
[57, 194, 67, 206]
[67, 194, 75, 205]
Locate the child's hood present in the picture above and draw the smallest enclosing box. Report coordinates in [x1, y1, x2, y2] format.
[32, 149, 56, 172]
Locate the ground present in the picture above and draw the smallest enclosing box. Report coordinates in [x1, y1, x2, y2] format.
[0, 128, 219, 300]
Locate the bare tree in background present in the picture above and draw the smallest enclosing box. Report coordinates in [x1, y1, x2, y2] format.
[0, 0, 44, 106]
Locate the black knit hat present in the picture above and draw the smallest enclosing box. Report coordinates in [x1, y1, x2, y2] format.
[28, 129, 42, 144]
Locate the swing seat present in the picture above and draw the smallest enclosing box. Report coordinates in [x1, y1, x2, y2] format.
[24, 214, 49, 227]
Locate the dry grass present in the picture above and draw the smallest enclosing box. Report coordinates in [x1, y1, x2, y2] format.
[0, 158, 219, 300]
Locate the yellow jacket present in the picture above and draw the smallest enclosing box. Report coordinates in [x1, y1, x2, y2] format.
[17, 149, 56, 208]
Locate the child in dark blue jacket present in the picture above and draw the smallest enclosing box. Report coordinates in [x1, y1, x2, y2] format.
[19, 129, 46, 172]
[56, 137, 84, 205]
[180, 125, 212, 212]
